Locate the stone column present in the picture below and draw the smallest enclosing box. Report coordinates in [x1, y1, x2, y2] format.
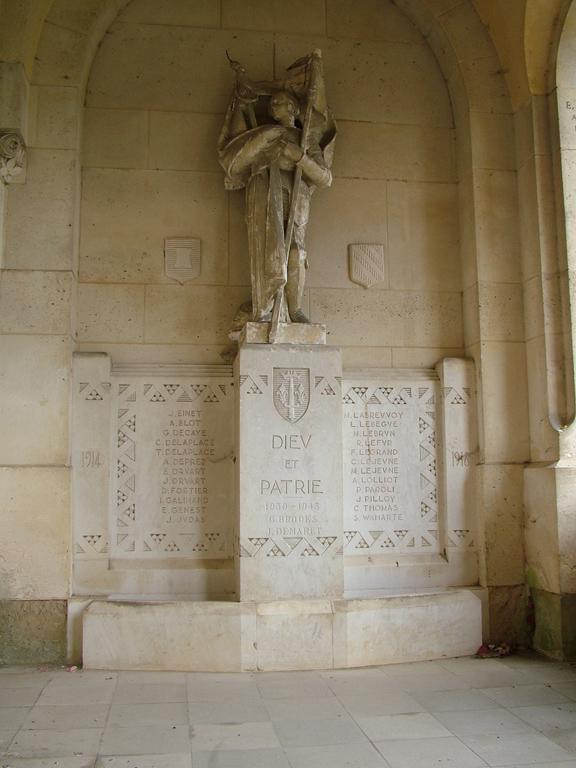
[234, 336, 343, 602]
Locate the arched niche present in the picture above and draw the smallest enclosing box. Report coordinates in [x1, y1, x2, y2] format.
[21, 0, 520, 397]
[1, 0, 529, 646]
[76, 0, 461, 370]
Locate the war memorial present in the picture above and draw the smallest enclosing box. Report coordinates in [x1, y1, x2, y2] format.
[3, 0, 576, 668]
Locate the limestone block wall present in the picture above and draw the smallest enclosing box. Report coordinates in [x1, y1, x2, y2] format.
[0, 47, 78, 661]
[77, 0, 463, 370]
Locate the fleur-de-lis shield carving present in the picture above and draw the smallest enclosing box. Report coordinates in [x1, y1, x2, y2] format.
[273, 368, 310, 424]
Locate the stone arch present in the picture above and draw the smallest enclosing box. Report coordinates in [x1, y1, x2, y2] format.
[0, 0, 536, 658]
[397, 0, 527, 471]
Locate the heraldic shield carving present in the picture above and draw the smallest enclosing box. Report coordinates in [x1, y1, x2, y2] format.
[273, 368, 310, 424]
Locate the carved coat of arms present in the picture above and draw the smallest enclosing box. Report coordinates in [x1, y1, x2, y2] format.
[273, 368, 310, 423]
[164, 238, 201, 284]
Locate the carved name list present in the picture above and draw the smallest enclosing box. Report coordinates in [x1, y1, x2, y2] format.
[342, 374, 440, 555]
[110, 377, 234, 559]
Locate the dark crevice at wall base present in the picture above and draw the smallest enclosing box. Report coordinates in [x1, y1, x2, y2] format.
[0, 599, 67, 666]
[487, 584, 530, 648]
[531, 588, 576, 660]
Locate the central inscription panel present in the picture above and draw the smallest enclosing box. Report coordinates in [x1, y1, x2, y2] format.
[110, 374, 234, 561]
[235, 344, 343, 601]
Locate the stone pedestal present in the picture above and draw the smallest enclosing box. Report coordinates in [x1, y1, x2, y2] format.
[235, 343, 343, 602]
[75, 351, 485, 671]
[241, 321, 326, 345]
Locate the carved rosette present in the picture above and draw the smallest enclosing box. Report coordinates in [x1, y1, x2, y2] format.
[0, 130, 26, 183]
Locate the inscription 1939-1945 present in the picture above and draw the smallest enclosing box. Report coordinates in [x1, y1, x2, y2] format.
[260, 431, 326, 538]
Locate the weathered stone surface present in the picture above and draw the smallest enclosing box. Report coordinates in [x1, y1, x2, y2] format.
[475, 341, 530, 464]
[473, 169, 522, 283]
[77, 284, 145, 343]
[30, 85, 79, 149]
[0, 62, 29, 138]
[310, 288, 463, 348]
[274, 35, 452, 127]
[334, 121, 456, 182]
[531, 587, 562, 657]
[333, 591, 481, 668]
[118, 0, 220, 26]
[32, 21, 86, 87]
[327, 0, 423, 43]
[222, 0, 326, 34]
[149, 112, 222, 173]
[86, 26, 274, 112]
[144, 285, 251, 345]
[388, 180, 460, 292]
[0, 467, 70, 599]
[0, 600, 67, 665]
[479, 464, 525, 586]
[0, 336, 71, 465]
[0, 270, 72, 335]
[80, 168, 228, 285]
[5, 148, 75, 270]
[82, 108, 148, 169]
[306, 178, 388, 290]
[469, 110, 516, 171]
[487, 585, 529, 647]
[83, 590, 482, 670]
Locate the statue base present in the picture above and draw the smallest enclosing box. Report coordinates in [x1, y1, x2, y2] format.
[82, 591, 482, 671]
[241, 321, 326, 345]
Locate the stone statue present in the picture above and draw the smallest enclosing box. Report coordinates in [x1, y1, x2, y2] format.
[218, 50, 336, 341]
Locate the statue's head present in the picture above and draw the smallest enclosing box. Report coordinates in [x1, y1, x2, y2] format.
[269, 90, 300, 127]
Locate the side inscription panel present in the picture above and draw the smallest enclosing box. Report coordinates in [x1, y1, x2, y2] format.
[110, 378, 234, 559]
[342, 378, 439, 555]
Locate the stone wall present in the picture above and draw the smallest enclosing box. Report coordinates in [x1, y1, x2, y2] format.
[77, 0, 462, 369]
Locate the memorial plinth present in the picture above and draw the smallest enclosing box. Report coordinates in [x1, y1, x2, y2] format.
[83, 590, 481, 671]
[76, 46, 484, 671]
[235, 341, 343, 601]
[77, 352, 483, 671]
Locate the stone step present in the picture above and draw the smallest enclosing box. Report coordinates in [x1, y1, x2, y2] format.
[82, 589, 481, 671]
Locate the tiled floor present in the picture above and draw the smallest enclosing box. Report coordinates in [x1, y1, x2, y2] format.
[2, 655, 576, 766]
